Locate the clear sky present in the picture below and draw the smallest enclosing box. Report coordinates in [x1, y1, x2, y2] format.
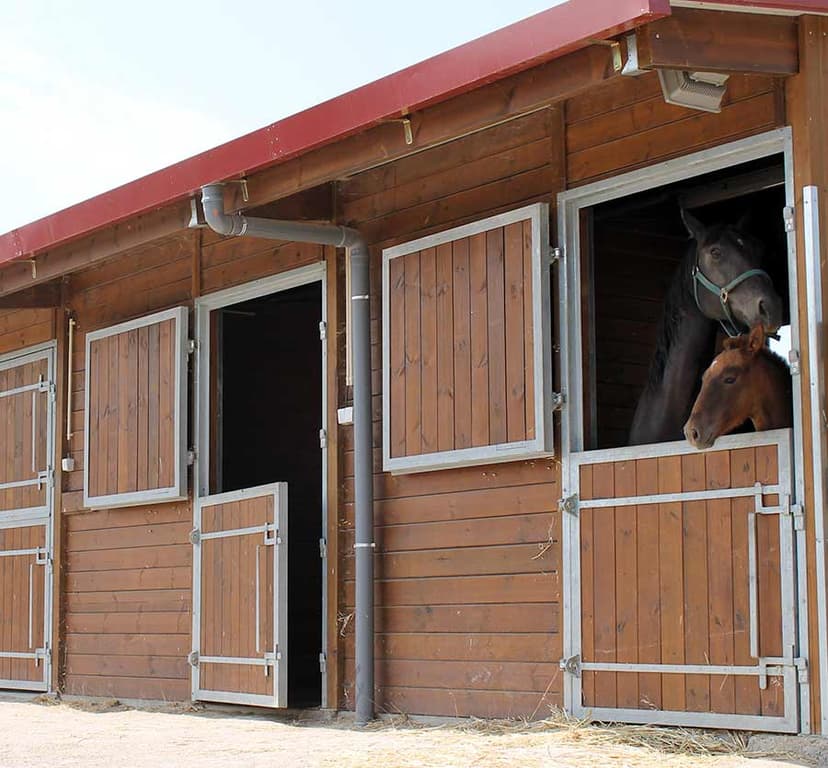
[0, 0, 562, 235]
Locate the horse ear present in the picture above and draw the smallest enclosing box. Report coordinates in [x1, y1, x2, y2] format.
[681, 208, 706, 243]
[747, 324, 766, 355]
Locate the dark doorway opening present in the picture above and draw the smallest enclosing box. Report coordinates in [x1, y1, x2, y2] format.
[584, 155, 791, 450]
[213, 280, 324, 707]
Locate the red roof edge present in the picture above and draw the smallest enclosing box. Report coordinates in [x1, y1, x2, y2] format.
[0, 0, 671, 267]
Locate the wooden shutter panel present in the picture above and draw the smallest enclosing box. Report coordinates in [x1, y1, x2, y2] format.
[83, 307, 188, 508]
[382, 204, 553, 474]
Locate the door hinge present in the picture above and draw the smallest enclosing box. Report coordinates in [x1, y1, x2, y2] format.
[559, 654, 581, 677]
[319, 321, 327, 341]
[550, 245, 563, 264]
[788, 348, 801, 376]
[796, 657, 809, 684]
[319, 428, 327, 449]
[790, 503, 805, 531]
[783, 205, 795, 233]
[319, 538, 327, 559]
[188, 650, 199, 668]
[189, 528, 201, 545]
[319, 652, 327, 674]
[187, 449, 196, 466]
[551, 392, 566, 411]
[559, 494, 578, 516]
[34, 645, 50, 667]
[188, 339, 197, 354]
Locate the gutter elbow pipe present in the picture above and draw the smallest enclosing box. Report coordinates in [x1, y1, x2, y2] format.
[199, 183, 375, 725]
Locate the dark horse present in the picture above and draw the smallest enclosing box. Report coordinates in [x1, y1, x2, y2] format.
[684, 324, 792, 449]
[627, 210, 784, 445]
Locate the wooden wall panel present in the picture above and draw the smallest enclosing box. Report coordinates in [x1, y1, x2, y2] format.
[0, 309, 54, 357]
[59, 230, 321, 702]
[338, 108, 565, 719]
[566, 72, 782, 187]
[62, 502, 191, 701]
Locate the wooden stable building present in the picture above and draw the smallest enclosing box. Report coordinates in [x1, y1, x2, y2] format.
[3, 0, 828, 735]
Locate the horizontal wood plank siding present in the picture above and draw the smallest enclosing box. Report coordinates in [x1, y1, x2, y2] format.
[339, 108, 565, 718]
[60, 233, 317, 702]
[566, 72, 783, 186]
[62, 502, 191, 700]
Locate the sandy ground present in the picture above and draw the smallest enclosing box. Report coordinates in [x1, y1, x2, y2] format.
[0, 697, 817, 768]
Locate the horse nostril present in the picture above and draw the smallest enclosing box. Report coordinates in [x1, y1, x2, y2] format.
[690, 427, 699, 442]
[758, 298, 768, 320]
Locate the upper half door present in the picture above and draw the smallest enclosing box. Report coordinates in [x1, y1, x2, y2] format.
[192, 483, 288, 707]
[0, 348, 53, 519]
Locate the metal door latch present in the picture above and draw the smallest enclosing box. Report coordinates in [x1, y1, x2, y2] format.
[189, 528, 201, 545]
[559, 494, 578, 516]
[559, 655, 581, 677]
[188, 651, 199, 668]
[550, 392, 566, 411]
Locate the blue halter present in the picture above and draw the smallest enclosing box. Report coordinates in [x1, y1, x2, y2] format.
[691, 262, 771, 338]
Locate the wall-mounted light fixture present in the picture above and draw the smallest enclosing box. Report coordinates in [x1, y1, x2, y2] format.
[657, 69, 730, 113]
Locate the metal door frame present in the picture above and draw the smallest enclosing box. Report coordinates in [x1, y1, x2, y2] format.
[564, 429, 801, 732]
[192, 262, 328, 707]
[557, 128, 810, 731]
[191, 482, 288, 707]
[0, 341, 56, 692]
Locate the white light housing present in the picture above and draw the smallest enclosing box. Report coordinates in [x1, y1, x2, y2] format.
[658, 69, 729, 113]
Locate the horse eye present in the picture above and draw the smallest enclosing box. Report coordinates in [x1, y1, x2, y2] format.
[723, 375, 736, 385]
[710, 247, 722, 260]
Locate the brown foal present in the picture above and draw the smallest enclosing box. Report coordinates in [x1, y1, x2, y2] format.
[684, 324, 792, 450]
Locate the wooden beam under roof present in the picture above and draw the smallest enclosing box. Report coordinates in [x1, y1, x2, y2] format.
[635, 7, 798, 75]
[0, 281, 62, 308]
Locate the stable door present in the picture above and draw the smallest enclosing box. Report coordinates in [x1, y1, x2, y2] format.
[191, 483, 288, 707]
[0, 344, 55, 691]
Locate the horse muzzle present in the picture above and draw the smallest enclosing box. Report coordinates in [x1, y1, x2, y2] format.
[683, 419, 715, 450]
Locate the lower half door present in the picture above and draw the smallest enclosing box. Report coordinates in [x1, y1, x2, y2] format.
[192, 483, 287, 707]
[0, 523, 49, 690]
[564, 430, 801, 732]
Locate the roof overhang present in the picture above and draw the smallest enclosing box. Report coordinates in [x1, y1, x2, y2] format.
[3, 0, 827, 270]
[0, 0, 670, 267]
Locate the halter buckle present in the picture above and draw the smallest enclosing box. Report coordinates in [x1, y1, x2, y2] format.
[720, 288, 729, 303]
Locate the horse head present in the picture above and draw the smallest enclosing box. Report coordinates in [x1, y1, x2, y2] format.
[683, 324, 791, 449]
[682, 210, 783, 337]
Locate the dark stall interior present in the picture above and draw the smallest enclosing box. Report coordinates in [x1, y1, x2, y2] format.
[215, 280, 324, 706]
[585, 155, 790, 450]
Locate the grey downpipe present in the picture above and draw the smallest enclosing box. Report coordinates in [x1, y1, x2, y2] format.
[201, 183, 375, 724]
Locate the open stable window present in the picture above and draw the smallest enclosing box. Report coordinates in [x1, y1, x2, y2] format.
[382, 203, 554, 474]
[83, 306, 189, 508]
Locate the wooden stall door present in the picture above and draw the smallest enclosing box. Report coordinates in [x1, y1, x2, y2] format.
[563, 430, 802, 732]
[0, 346, 55, 691]
[191, 483, 287, 707]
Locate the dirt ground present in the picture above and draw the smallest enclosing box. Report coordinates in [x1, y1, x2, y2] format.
[0, 696, 817, 768]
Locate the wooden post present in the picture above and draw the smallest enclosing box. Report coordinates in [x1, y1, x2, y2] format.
[785, 14, 828, 733]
